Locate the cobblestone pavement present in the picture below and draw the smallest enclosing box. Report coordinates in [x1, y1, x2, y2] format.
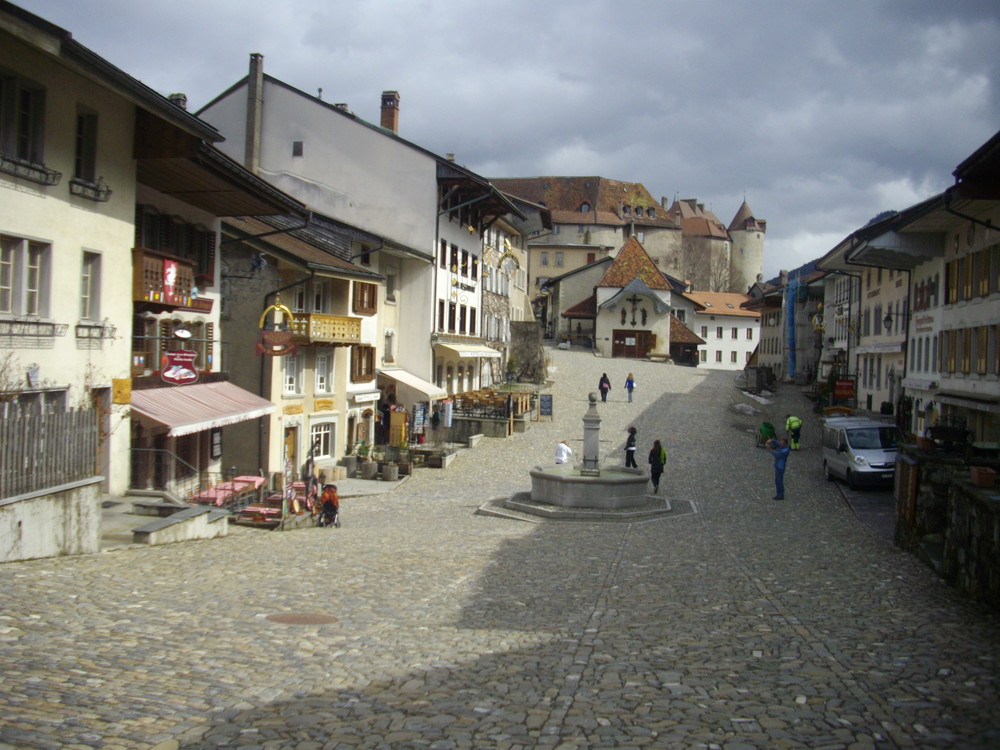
[2, 347, 999, 749]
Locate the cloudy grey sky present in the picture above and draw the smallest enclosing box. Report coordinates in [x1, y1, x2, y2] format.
[17, 0, 1000, 280]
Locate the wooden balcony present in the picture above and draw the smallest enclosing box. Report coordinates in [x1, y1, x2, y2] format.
[133, 248, 195, 306]
[288, 312, 362, 345]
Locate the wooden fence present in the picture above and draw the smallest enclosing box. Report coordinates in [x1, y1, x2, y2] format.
[0, 407, 98, 500]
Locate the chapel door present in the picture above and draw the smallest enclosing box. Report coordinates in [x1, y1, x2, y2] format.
[612, 330, 654, 358]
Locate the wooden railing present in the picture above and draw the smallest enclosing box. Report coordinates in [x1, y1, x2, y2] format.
[288, 312, 362, 345]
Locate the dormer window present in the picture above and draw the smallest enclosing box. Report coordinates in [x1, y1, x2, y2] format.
[580, 202, 590, 213]
[622, 206, 631, 216]
[704, 302, 713, 307]
[647, 208, 655, 218]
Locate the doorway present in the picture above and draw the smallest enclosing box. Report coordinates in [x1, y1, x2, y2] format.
[612, 329, 654, 358]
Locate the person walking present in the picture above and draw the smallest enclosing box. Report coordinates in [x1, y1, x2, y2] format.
[767, 438, 791, 500]
[648, 439, 666, 493]
[624, 373, 636, 402]
[625, 426, 638, 467]
[598, 373, 611, 402]
[555, 440, 573, 465]
[785, 414, 803, 450]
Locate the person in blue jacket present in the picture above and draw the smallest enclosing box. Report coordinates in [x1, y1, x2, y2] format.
[624, 373, 636, 402]
[767, 438, 791, 500]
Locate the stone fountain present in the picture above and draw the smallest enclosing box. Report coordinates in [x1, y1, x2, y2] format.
[526, 392, 650, 509]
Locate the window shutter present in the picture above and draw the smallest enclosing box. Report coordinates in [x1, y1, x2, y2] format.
[202, 230, 216, 285]
[134, 204, 143, 248]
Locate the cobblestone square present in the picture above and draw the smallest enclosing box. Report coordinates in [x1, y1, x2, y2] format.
[2, 347, 998, 749]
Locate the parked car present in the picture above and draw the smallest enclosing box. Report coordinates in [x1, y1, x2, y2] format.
[822, 417, 903, 489]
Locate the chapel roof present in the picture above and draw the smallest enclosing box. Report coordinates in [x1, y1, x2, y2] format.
[596, 236, 671, 290]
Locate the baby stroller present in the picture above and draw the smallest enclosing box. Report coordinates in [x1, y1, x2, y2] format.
[756, 422, 776, 448]
[317, 484, 341, 528]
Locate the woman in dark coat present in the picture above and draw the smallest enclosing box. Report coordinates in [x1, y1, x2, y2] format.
[648, 439, 666, 493]
[598, 373, 611, 402]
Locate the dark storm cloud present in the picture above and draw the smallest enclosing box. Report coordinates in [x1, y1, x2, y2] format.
[16, 0, 1000, 278]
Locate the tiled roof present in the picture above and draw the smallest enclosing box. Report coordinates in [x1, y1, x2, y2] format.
[670, 315, 705, 345]
[728, 200, 766, 232]
[667, 199, 728, 239]
[562, 294, 596, 318]
[683, 291, 759, 318]
[596, 237, 670, 290]
[490, 177, 678, 229]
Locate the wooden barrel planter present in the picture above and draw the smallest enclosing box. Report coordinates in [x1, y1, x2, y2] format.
[381, 464, 399, 481]
[359, 461, 379, 480]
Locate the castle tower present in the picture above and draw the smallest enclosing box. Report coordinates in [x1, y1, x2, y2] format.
[728, 200, 766, 292]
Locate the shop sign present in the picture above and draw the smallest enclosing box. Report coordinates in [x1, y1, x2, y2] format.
[161, 350, 199, 384]
[834, 378, 855, 399]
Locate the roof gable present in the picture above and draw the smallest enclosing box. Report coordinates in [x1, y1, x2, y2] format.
[596, 236, 670, 290]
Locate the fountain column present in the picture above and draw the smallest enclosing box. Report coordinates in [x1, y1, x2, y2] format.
[581, 392, 601, 476]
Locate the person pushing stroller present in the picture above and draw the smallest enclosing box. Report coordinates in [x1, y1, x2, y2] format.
[318, 484, 340, 528]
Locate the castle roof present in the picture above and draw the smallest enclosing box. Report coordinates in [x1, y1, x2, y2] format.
[490, 177, 679, 230]
[667, 198, 729, 239]
[728, 200, 766, 233]
[596, 236, 670, 290]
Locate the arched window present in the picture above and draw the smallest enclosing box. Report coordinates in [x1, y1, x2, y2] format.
[580, 202, 590, 213]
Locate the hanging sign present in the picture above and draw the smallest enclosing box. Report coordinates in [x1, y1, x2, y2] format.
[256, 301, 298, 356]
[161, 350, 199, 384]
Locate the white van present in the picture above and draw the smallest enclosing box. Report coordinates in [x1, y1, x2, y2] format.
[821, 417, 903, 489]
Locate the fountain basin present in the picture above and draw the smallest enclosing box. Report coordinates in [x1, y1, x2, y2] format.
[530, 464, 649, 509]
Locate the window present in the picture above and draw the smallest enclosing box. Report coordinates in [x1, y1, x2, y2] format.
[352, 281, 377, 315]
[315, 350, 332, 392]
[731, 327, 738, 339]
[350, 345, 375, 382]
[700, 349, 707, 362]
[383, 330, 395, 363]
[471, 256, 479, 281]
[459, 305, 467, 334]
[133, 207, 216, 283]
[746, 328, 753, 339]
[439, 239, 447, 269]
[581, 202, 590, 212]
[384, 264, 397, 302]
[540, 251, 549, 266]
[283, 353, 302, 395]
[438, 299, 446, 332]
[73, 108, 98, 183]
[731, 351, 738, 363]
[448, 302, 456, 332]
[292, 141, 304, 157]
[555, 252, 564, 267]
[450, 243, 459, 271]
[637, 231, 644, 243]
[587, 252, 596, 264]
[715, 350, 722, 362]
[460, 249, 469, 276]
[0, 74, 46, 166]
[716, 327, 723, 338]
[701, 326, 708, 338]
[310, 280, 329, 313]
[469, 307, 477, 336]
[0, 235, 49, 316]
[80, 251, 100, 320]
[310, 422, 333, 459]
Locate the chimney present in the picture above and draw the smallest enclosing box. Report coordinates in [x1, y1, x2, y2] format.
[245, 53, 265, 174]
[445, 153, 456, 162]
[168, 93, 187, 110]
[380, 90, 400, 133]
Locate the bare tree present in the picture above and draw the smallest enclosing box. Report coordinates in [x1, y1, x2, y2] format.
[0, 351, 22, 403]
[708, 253, 731, 292]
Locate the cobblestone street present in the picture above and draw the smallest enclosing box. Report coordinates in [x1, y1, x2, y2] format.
[2, 346, 998, 749]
